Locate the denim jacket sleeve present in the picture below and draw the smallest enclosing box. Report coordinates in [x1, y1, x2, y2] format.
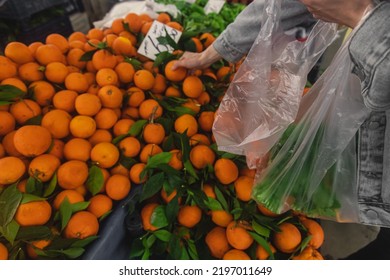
[349, 1, 390, 111]
[213, 0, 314, 62]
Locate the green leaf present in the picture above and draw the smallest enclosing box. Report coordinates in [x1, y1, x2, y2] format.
[124, 57, 143, 70]
[252, 220, 271, 238]
[145, 152, 172, 170]
[79, 50, 97, 61]
[214, 186, 229, 211]
[25, 176, 43, 196]
[145, 234, 156, 249]
[150, 205, 168, 228]
[129, 237, 145, 259]
[70, 201, 90, 213]
[204, 197, 223, 211]
[15, 226, 51, 241]
[183, 160, 199, 180]
[58, 247, 85, 259]
[154, 51, 175, 68]
[249, 231, 275, 260]
[43, 173, 57, 197]
[59, 198, 72, 231]
[153, 229, 172, 242]
[24, 115, 43, 125]
[0, 184, 22, 227]
[129, 119, 148, 137]
[165, 196, 180, 223]
[141, 248, 150, 260]
[0, 220, 20, 244]
[140, 172, 164, 202]
[168, 235, 182, 260]
[298, 235, 313, 253]
[86, 165, 104, 196]
[21, 193, 46, 204]
[0, 85, 26, 101]
[186, 239, 199, 260]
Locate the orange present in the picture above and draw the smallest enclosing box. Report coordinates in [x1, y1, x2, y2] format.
[88, 129, 113, 146]
[150, 73, 166, 95]
[0, 111, 15, 136]
[211, 210, 233, 227]
[166, 21, 183, 31]
[177, 205, 202, 228]
[199, 32, 216, 48]
[92, 49, 117, 70]
[69, 40, 85, 49]
[110, 164, 129, 177]
[112, 36, 135, 57]
[26, 239, 52, 259]
[38, 144, 56, 167]
[66, 48, 87, 69]
[75, 93, 102, 116]
[299, 217, 324, 249]
[69, 31, 87, 43]
[53, 189, 85, 210]
[124, 13, 142, 33]
[272, 222, 302, 253]
[133, 69, 155, 91]
[198, 111, 214, 132]
[18, 62, 44, 82]
[14, 200, 52, 226]
[97, 85, 123, 109]
[13, 125, 52, 157]
[57, 160, 89, 189]
[165, 85, 181, 97]
[87, 28, 104, 40]
[156, 12, 171, 24]
[94, 108, 118, 129]
[2, 131, 23, 157]
[0, 56, 17, 81]
[96, 68, 119, 87]
[65, 72, 89, 93]
[190, 133, 210, 146]
[139, 99, 163, 120]
[111, 18, 125, 35]
[257, 203, 280, 217]
[118, 31, 137, 46]
[226, 221, 254, 250]
[29, 80, 55, 106]
[203, 184, 216, 199]
[0, 77, 27, 93]
[90, 142, 120, 168]
[63, 138, 92, 161]
[52, 90, 78, 113]
[4, 42, 34, 64]
[115, 62, 135, 84]
[205, 226, 230, 259]
[191, 37, 203, 53]
[168, 149, 183, 170]
[292, 246, 324, 260]
[122, 106, 139, 119]
[105, 174, 131, 200]
[165, 60, 187, 82]
[234, 176, 254, 202]
[143, 123, 165, 145]
[181, 98, 201, 114]
[174, 114, 198, 137]
[256, 243, 276, 260]
[9, 99, 41, 125]
[139, 144, 163, 163]
[0, 156, 26, 185]
[28, 154, 60, 182]
[113, 118, 134, 136]
[64, 211, 99, 239]
[126, 86, 145, 107]
[160, 188, 180, 204]
[216, 66, 232, 81]
[44, 62, 69, 84]
[0, 242, 8, 260]
[189, 144, 215, 170]
[35, 44, 65, 65]
[240, 167, 256, 178]
[28, 42, 44, 55]
[196, 91, 210, 105]
[140, 21, 152, 35]
[141, 203, 160, 231]
[46, 33, 69, 54]
[119, 136, 141, 158]
[214, 158, 239, 185]
[87, 194, 113, 218]
[182, 75, 203, 98]
[41, 109, 71, 139]
[222, 249, 250, 260]
[69, 115, 97, 138]
[129, 162, 147, 184]
[0, 143, 5, 159]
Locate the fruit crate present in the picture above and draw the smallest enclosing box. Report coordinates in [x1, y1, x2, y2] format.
[0, 0, 68, 20]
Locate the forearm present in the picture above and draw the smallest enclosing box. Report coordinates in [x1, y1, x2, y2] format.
[349, 1, 390, 111]
[213, 0, 314, 62]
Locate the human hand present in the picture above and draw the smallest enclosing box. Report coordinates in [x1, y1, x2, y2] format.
[172, 45, 222, 70]
[299, 0, 373, 28]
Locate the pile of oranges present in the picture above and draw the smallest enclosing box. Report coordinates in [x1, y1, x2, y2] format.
[0, 10, 324, 260]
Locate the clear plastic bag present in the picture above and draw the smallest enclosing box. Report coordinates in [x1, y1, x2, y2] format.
[252, 25, 372, 222]
[212, 0, 338, 168]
